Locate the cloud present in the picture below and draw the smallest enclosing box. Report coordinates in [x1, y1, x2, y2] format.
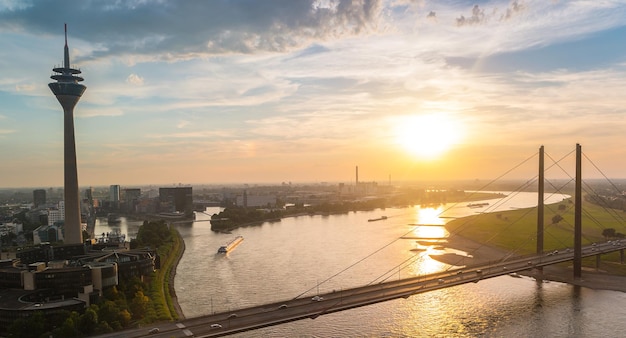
[501, 1, 526, 21]
[3, 0, 626, 187]
[0, 0, 384, 62]
[177, 120, 190, 129]
[145, 130, 234, 139]
[456, 5, 485, 26]
[455, 1, 527, 27]
[126, 73, 144, 86]
[76, 108, 124, 118]
[15, 83, 36, 91]
[0, 0, 29, 12]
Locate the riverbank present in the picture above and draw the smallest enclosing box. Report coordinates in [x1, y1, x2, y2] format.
[168, 230, 186, 320]
[443, 234, 626, 293]
[208, 190, 506, 231]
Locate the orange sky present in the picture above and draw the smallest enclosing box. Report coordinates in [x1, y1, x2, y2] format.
[1, 1, 625, 187]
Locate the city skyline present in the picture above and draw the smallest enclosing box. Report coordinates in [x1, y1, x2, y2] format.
[1, 1, 626, 188]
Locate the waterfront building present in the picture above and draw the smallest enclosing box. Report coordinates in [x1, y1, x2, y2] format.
[236, 191, 277, 208]
[110, 184, 120, 203]
[123, 188, 141, 213]
[159, 186, 193, 216]
[1, 243, 157, 334]
[48, 25, 86, 245]
[0, 288, 86, 334]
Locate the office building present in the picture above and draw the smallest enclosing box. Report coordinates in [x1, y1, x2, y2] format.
[159, 187, 193, 216]
[33, 189, 46, 208]
[109, 185, 120, 203]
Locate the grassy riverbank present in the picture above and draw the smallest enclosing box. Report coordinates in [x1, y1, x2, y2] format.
[148, 227, 184, 321]
[445, 197, 626, 274]
[138, 229, 185, 323]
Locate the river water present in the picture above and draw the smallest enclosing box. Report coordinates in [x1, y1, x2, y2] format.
[97, 192, 626, 336]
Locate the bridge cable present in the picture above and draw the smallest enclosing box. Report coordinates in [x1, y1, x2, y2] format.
[439, 149, 577, 268]
[390, 152, 548, 277]
[295, 147, 624, 298]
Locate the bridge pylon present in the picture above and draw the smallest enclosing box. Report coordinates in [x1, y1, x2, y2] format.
[537, 144, 583, 279]
[574, 143, 582, 278]
[536, 145, 544, 274]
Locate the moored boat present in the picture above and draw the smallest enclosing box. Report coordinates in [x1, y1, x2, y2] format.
[467, 202, 489, 208]
[158, 211, 186, 219]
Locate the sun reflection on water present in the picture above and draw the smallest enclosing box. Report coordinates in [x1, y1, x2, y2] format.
[413, 205, 446, 225]
[412, 225, 448, 239]
[411, 252, 449, 275]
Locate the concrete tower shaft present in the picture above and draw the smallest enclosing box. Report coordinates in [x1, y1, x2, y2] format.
[48, 24, 86, 245]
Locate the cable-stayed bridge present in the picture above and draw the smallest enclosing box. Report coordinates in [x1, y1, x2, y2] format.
[96, 240, 626, 338]
[95, 145, 626, 338]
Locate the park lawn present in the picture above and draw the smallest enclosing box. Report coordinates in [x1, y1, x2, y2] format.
[446, 198, 626, 256]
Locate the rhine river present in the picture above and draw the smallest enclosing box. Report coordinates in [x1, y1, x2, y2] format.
[96, 192, 626, 336]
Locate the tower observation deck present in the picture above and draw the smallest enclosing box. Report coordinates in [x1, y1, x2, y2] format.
[48, 24, 86, 245]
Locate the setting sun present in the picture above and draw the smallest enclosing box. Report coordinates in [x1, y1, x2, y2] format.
[394, 114, 463, 159]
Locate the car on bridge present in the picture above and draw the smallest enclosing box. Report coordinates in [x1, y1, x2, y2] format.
[312, 295, 324, 301]
[211, 324, 222, 329]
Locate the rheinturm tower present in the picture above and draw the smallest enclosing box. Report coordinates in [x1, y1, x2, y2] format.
[49, 24, 86, 244]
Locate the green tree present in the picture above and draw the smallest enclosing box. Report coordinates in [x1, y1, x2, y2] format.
[57, 311, 80, 338]
[98, 300, 122, 327]
[94, 321, 114, 335]
[7, 311, 47, 338]
[551, 214, 563, 224]
[130, 290, 150, 320]
[119, 309, 132, 327]
[7, 318, 28, 338]
[78, 307, 99, 335]
[602, 228, 616, 239]
[135, 220, 171, 249]
[118, 276, 145, 299]
[103, 285, 124, 302]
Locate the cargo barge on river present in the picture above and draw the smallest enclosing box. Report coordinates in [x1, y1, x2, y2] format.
[218, 236, 244, 253]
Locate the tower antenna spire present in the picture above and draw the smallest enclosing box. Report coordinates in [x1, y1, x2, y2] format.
[63, 23, 70, 69]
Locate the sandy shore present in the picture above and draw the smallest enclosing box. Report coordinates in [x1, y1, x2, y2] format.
[442, 234, 626, 293]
